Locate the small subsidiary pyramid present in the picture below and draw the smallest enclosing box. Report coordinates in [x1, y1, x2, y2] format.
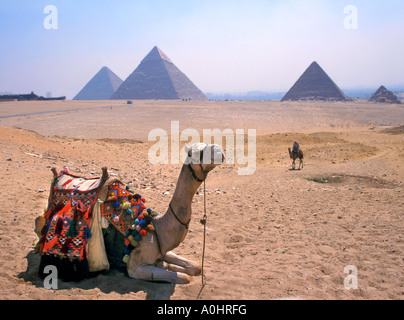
[281, 61, 348, 102]
[74, 66, 123, 100]
[370, 85, 401, 104]
[111, 46, 207, 100]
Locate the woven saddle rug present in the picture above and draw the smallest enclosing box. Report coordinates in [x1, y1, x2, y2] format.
[39, 170, 151, 281]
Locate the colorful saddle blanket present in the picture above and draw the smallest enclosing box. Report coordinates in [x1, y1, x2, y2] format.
[39, 170, 154, 280]
[101, 181, 146, 236]
[42, 200, 91, 259]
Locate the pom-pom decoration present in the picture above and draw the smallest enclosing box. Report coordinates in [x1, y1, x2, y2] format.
[147, 224, 155, 232]
[122, 255, 130, 264]
[60, 167, 69, 175]
[140, 229, 147, 237]
[122, 202, 131, 210]
[113, 216, 120, 223]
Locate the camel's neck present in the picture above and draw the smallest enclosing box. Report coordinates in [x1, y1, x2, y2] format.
[172, 165, 201, 209]
[154, 165, 202, 254]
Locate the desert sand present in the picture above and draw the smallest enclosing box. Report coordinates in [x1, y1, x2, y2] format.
[0, 99, 403, 300]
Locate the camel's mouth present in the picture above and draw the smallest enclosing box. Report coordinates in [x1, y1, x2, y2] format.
[185, 143, 225, 166]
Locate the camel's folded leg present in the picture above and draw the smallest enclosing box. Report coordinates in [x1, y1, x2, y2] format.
[155, 260, 189, 274]
[127, 263, 191, 284]
[163, 251, 201, 276]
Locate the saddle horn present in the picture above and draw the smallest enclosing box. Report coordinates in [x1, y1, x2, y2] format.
[101, 167, 109, 181]
[51, 167, 58, 178]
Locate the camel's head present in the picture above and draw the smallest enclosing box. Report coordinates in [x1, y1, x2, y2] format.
[184, 143, 225, 180]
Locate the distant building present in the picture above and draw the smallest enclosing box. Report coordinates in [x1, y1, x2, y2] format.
[73, 66, 123, 100]
[0, 91, 65, 101]
[370, 86, 401, 104]
[111, 46, 207, 100]
[281, 61, 348, 102]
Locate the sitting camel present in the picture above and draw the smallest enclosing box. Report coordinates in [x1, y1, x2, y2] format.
[288, 147, 304, 170]
[126, 143, 224, 283]
[35, 143, 224, 284]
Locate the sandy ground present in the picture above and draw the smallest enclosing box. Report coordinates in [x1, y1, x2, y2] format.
[0, 100, 403, 300]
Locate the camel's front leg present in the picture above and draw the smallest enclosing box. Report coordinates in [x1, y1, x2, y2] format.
[163, 251, 201, 276]
[127, 263, 191, 284]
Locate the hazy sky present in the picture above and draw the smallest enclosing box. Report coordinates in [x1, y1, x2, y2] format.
[0, 0, 403, 99]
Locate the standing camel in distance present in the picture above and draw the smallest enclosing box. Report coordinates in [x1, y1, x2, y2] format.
[288, 147, 304, 170]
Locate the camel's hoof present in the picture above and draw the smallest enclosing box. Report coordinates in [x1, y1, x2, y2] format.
[176, 273, 191, 284]
[189, 265, 202, 276]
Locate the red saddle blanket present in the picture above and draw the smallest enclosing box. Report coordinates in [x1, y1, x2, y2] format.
[42, 200, 91, 259]
[40, 171, 149, 261]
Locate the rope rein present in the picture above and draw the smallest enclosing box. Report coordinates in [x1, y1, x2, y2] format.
[153, 162, 208, 298]
[197, 179, 208, 299]
[169, 202, 190, 229]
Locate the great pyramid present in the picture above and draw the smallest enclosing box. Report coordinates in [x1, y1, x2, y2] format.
[370, 85, 401, 104]
[73, 66, 123, 100]
[281, 61, 348, 102]
[111, 46, 207, 100]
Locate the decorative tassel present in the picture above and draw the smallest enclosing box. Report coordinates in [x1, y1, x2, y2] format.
[80, 246, 87, 260]
[44, 203, 64, 220]
[55, 217, 64, 235]
[44, 208, 53, 220]
[123, 255, 130, 264]
[83, 207, 91, 220]
[44, 219, 52, 235]
[75, 201, 87, 218]
[85, 225, 91, 240]
[43, 236, 59, 252]
[112, 200, 121, 209]
[66, 202, 80, 238]
[66, 220, 77, 238]
[122, 202, 131, 210]
[60, 237, 72, 254]
[60, 167, 69, 175]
